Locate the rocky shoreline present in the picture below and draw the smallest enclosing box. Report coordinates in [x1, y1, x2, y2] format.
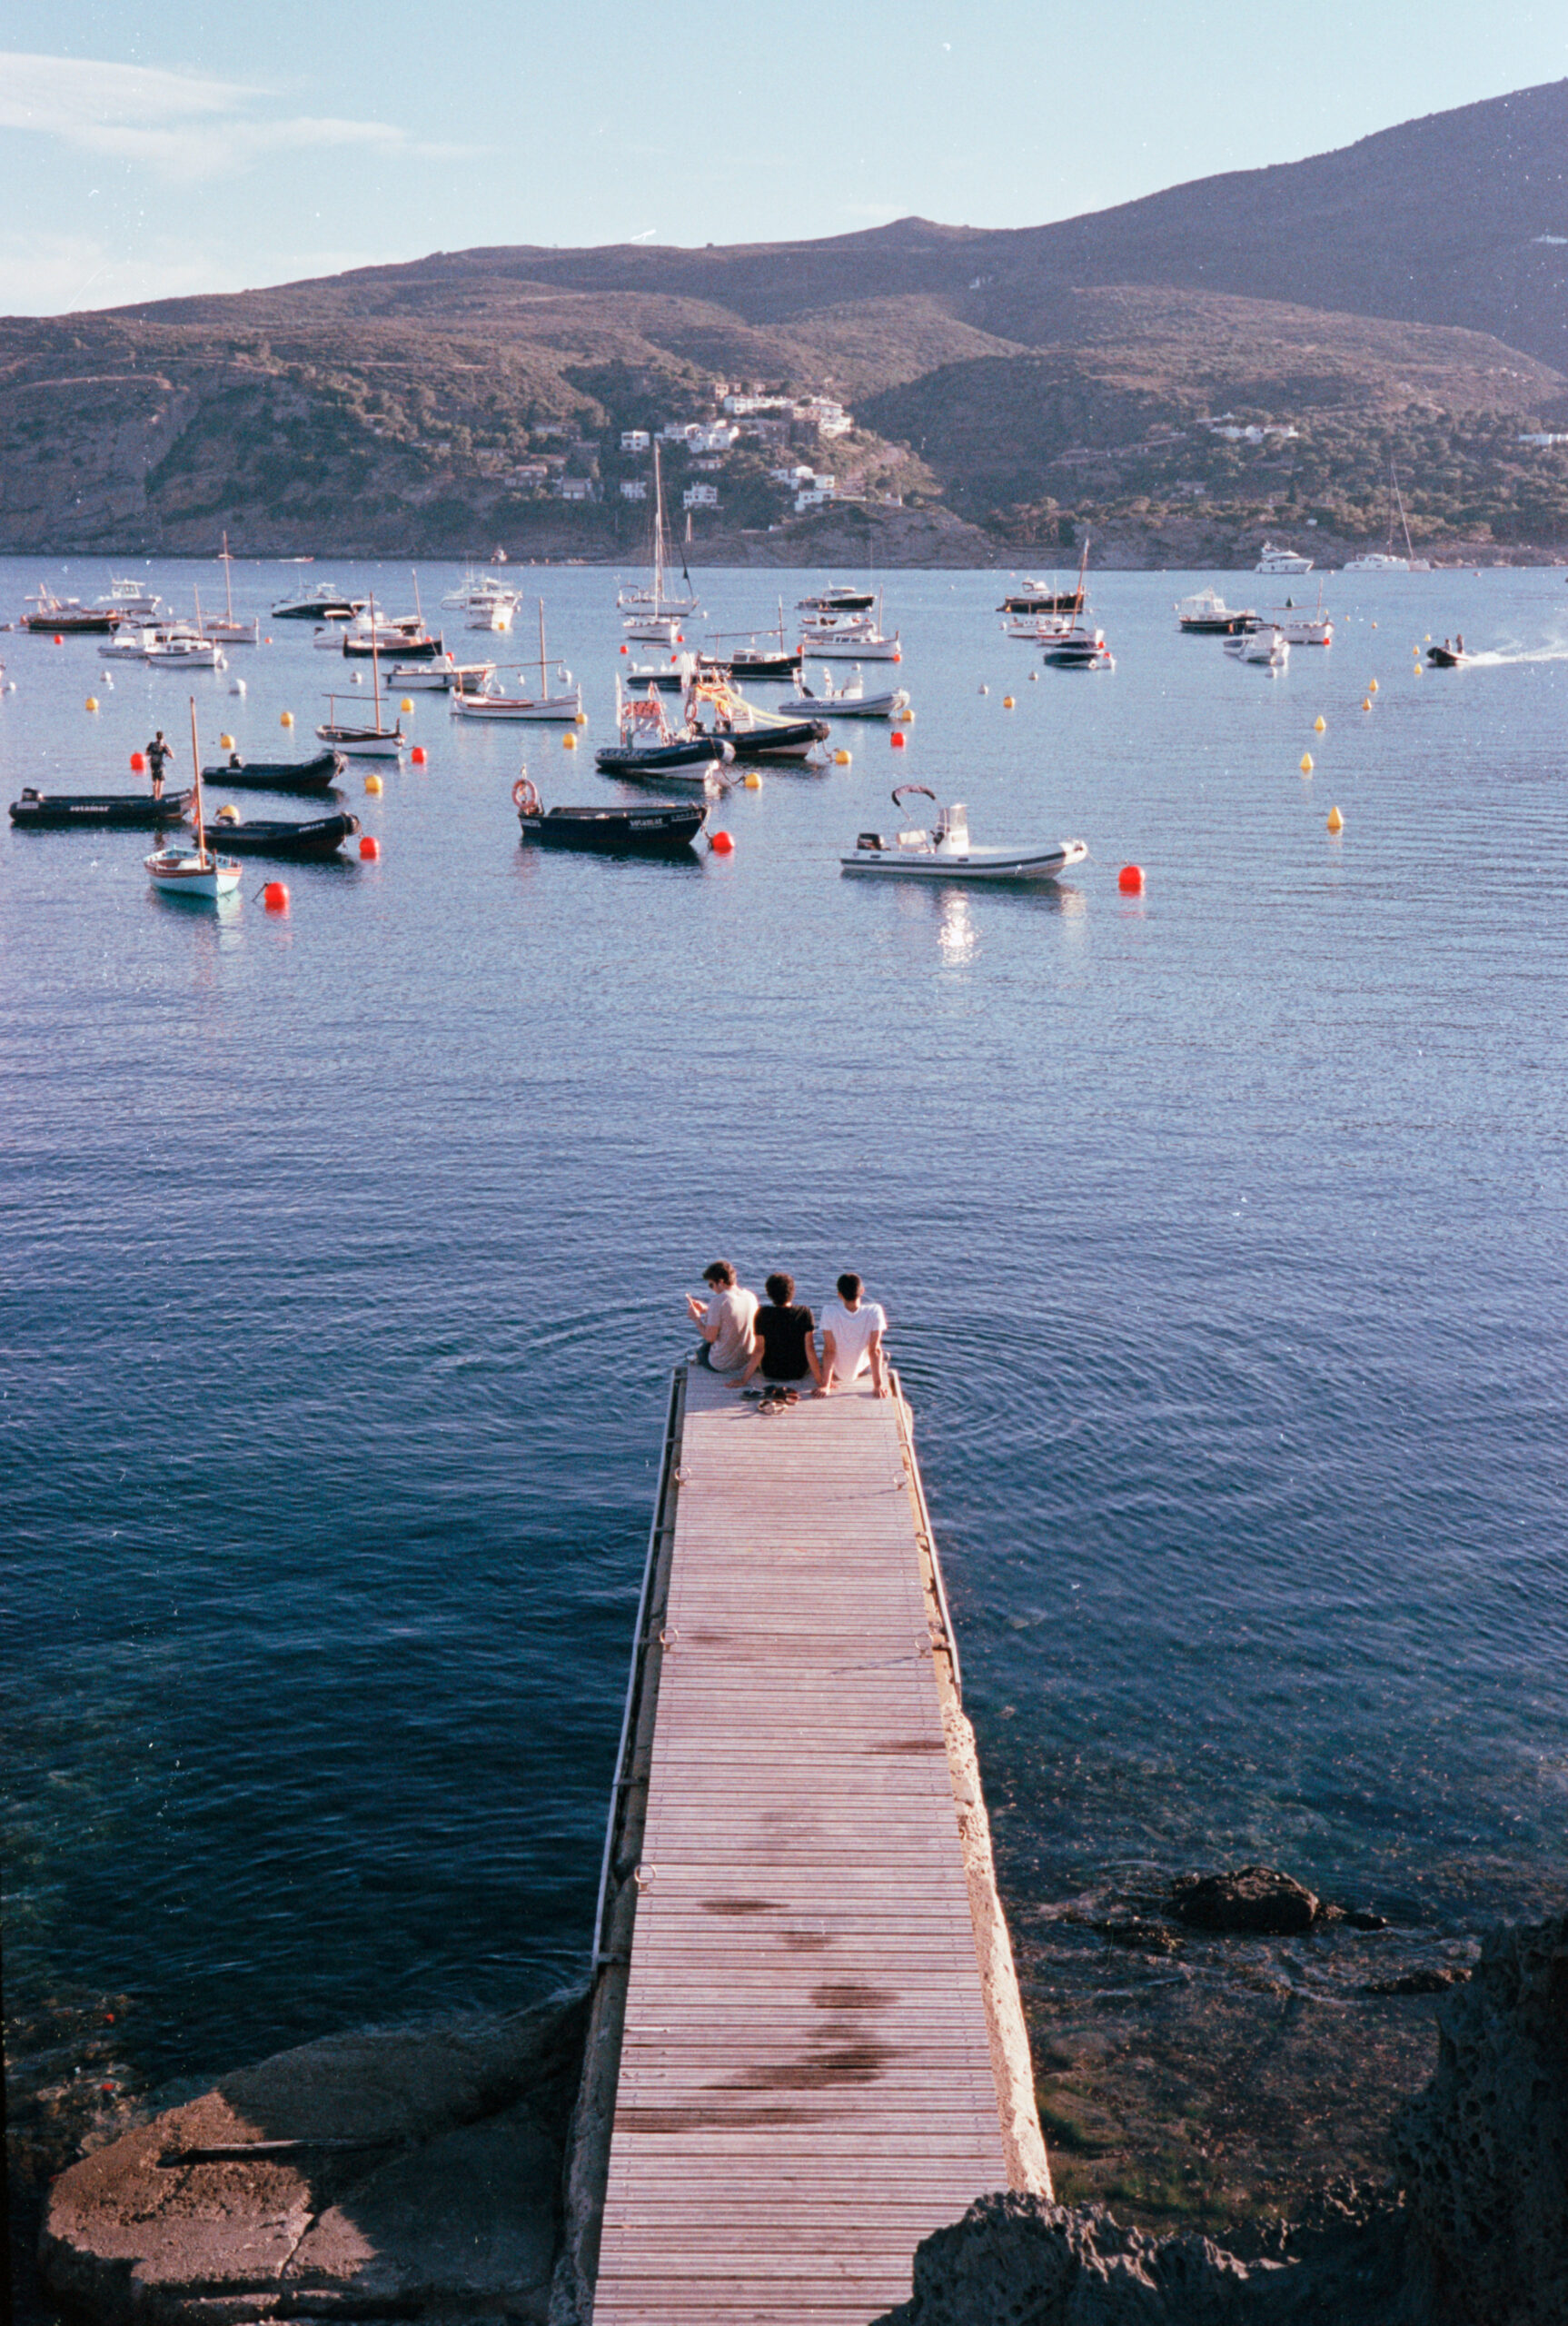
[27, 1904, 1568, 2326]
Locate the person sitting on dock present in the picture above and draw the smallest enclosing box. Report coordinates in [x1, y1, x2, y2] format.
[816, 1273, 888, 1399]
[738, 1272, 822, 1394]
[688, 1260, 758, 1374]
[145, 730, 171, 800]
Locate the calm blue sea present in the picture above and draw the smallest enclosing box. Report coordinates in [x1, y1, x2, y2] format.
[5, 555, 1566, 2242]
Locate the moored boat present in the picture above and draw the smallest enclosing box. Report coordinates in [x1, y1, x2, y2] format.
[1255, 542, 1313, 575]
[207, 808, 360, 858]
[21, 587, 120, 635]
[201, 750, 344, 792]
[797, 585, 875, 614]
[779, 670, 910, 720]
[1224, 625, 1289, 667]
[145, 701, 241, 897]
[687, 673, 828, 761]
[272, 585, 364, 620]
[10, 787, 192, 829]
[387, 653, 495, 691]
[513, 772, 708, 853]
[1042, 627, 1115, 670]
[1175, 587, 1261, 636]
[842, 786, 1087, 884]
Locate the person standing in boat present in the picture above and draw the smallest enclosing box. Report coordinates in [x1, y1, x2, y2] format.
[737, 1272, 822, 1395]
[145, 730, 172, 800]
[816, 1273, 889, 1399]
[688, 1260, 758, 1375]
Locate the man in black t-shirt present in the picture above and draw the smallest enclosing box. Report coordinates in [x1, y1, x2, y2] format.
[145, 731, 172, 800]
[738, 1271, 821, 1391]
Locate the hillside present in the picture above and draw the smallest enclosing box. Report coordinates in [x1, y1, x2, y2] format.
[4, 79, 1568, 562]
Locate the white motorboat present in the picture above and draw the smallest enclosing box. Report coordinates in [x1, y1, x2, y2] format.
[104, 623, 159, 660]
[272, 584, 364, 621]
[442, 571, 517, 613]
[1255, 542, 1313, 575]
[388, 653, 495, 691]
[622, 612, 683, 646]
[842, 787, 1087, 884]
[1343, 552, 1409, 573]
[466, 594, 517, 633]
[145, 630, 226, 671]
[1273, 597, 1333, 646]
[1224, 625, 1290, 667]
[780, 669, 911, 720]
[313, 622, 355, 649]
[802, 621, 901, 661]
[797, 585, 875, 614]
[1003, 611, 1077, 641]
[1042, 627, 1115, 670]
[95, 578, 164, 621]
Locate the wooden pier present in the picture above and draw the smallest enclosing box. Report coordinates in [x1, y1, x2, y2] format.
[564, 1363, 1048, 2326]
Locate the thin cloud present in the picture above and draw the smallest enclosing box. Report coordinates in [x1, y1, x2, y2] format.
[0, 51, 471, 183]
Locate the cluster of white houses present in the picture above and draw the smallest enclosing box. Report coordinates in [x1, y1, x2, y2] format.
[494, 379, 857, 512]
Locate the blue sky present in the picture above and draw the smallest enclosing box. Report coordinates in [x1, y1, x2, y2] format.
[1, 1, 1565, 315]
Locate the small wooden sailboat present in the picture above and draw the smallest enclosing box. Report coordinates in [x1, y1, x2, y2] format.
[145, 701, 242, 897]
[316, 597, 405, 757]
[842, 786, 1087, 884]
[450, 601, 582, 721]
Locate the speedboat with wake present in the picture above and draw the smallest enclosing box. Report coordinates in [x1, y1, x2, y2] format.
[841, 786, 1087, 884]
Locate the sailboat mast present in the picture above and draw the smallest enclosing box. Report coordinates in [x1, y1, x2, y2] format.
[652, 444, 666, 611]
[188, 695, 205, 858]
[539, 595, 547, 680]
[222, 531, 235, 621]
[370, 591, 383, 730]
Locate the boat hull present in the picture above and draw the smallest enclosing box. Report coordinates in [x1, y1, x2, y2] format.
[842, 839, 1087, 884]
[206, 813, 360, 859]
[780, 689, 907, 719]
[450, 691, 582, 721]
[314, 726, 404, 759]
[595, 739, 730, 780]
[725, 652, 802, 681]
[714, 719, 829, 761]
[145, 849, 242, 897]
[519, 802, 708, 853]
[201, 752, 344, 792]
[806, 634, 902, 661]
[10, 789, 192, 829]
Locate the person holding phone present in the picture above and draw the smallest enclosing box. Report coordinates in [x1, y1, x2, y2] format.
[687, 1260, 759, 1374]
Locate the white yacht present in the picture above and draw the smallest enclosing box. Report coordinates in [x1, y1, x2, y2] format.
[1255, 542, 1313, 575]
[1224, 626, 1289, 668]
[1343, 552, 1409, 573]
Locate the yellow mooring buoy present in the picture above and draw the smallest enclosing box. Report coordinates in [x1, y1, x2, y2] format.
[1327, 806, 1345, 832]
[1313, 716, 1325, 733]
[1300, 752, 1315, 774]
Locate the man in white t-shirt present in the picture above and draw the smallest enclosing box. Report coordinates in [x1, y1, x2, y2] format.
[687, 1259, 759, 1375]
[816, 1272, 888, 1397]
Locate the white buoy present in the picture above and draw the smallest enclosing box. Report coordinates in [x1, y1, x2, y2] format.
[229, 677, 247, 697]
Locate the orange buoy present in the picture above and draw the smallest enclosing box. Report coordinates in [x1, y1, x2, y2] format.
[130, 750, 146, 772]
[52, 633, 64, 645]
[710, 830, 734, 855]
[359, 835, 381, 860]
[1118, 863, 1145, 895]
[280, 711, 294, 728]
[262, 881, 290, 912]
[890, 730, 906, 750]
[619, 642, 629, 654]
[411, 744, 427, 765]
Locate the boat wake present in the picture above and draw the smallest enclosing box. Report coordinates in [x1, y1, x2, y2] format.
[1456, 639, 1568, 667]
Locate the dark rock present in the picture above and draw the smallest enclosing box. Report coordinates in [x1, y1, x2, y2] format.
[873, 2190, 1412, 2324]
[1394, 1913, 1568, 2325]
[1364, 1968, 1471, 1997]
[1097, 1919, 1185, 1956]
[1168, 1866, 1320, 1937]
[39, 1990, 589, 2326]
[1339, 1909, 1393, 1933]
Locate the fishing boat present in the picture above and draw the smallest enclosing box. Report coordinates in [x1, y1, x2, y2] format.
[201, 750, 344, 792]
[1224, 625, 1290, 668]
[196, 536, 260, 645]
[387, 653, 495, 691]
[779, 670, 911, 720]
[1042, 627, 1115, 671]
[450, 601, 581, 720]
[618, 444, 701, 621]
[144, 629, 227, 671]
[10, 787, 191, 829]
[799, 599, 902, 661]
[1274, 591, 1334, 646]
[21, 586, 119, 635]
[797, 585, 875, 614]
[94, 579, 164, 621]
[997, 545, 1088, 618]
[710, 602, 804, 681]
[512, 771, 708, 854]
[1175, 588, 1261, 636]
[207, 805, 360, 858]
[316, 602, 404, 757]
[1255, 542, 1313, 575]
[687, 673, 829, 762]
[145, 702, 242, 897]
[596, 682, 734, 786]
[272, 584, 364, 620]
[842, 787, 1088, 885]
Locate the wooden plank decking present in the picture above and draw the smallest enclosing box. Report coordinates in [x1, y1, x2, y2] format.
[588, 1363, 1038, 2325]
